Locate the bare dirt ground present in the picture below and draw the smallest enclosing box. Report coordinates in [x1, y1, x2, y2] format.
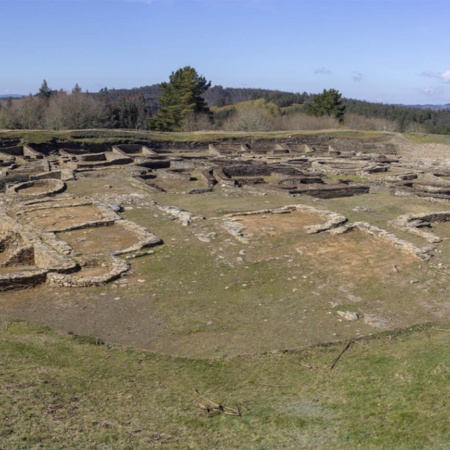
[16, 205, 102, 230]
[236, 210, 321, 236]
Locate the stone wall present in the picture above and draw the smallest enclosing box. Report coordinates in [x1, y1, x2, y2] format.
[289, 184, 370, 199]
[390, 211, 450, 244]
[0, 198, 163, 289]
[47, 255, 130, 288]
[331, 221, 434, 261]
[220, 204, 348, 242]
[213, 167, 237, 187]
[6, 179, 66, 200]
[113, 144, 157, 157]
[199, 168, 217, 188]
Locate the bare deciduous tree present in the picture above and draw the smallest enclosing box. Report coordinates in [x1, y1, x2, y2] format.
[45, 90, 109, 130]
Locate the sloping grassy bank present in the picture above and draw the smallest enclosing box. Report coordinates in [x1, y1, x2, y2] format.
[1, 316, 449, 449]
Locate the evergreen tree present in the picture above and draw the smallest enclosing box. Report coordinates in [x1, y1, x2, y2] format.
[306, 88, 345, 121]
[149, 66, 211, 131]
[38, 79, 52, 100]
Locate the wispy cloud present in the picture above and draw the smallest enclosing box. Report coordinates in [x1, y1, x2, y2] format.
[441, 70, 450, 83]
[420, 86, 444, 97]
[352, 71, 363, 82]
[421, 70, 450, 83]
[314, 67, 332, 75]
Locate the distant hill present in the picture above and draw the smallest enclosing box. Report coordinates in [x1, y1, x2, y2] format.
[0, 94, 24, 99]
[406, 104, 450, 111]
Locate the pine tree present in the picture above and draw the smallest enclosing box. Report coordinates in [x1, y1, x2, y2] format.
[149, 67, 211, 131]
[306, 88, 345, 121]
[38, 79, 52, 100]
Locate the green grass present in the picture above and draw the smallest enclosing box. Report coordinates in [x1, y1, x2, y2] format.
[0, 128, 394, 146]
[1, 316, 449, 449]
[404, 133, 450, 145]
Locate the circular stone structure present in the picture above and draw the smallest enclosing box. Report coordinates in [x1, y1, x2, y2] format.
[7, 179, 66, 199]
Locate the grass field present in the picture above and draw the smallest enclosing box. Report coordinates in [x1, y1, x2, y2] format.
[0, 128, 393, 146]
[1, 316, 449, 449]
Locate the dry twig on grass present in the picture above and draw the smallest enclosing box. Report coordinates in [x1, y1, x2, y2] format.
[194, 389, 241, 417]
[330, 339, 356, 370]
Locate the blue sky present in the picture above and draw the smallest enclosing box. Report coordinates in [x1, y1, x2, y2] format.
[1, 0, 449, 104]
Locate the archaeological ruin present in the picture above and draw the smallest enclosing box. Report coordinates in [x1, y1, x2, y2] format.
[1, 133, 450, 293]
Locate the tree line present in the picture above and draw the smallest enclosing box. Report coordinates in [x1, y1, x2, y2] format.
[1, 69, 449, 134]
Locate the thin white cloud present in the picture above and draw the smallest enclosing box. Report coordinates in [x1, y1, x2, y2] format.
[440, 70, 450, 83]
[420, 86, 444, 97]
[314, 67, 332, 75]
[421, 70, 450, 84]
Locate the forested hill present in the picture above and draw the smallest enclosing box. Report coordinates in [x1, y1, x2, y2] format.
[2, 81, 449, 134]
[93, 84, 312, 113]
[203, 85, 311, 107]
[94, 84, 450, 134]
[344, 99, 450, 134]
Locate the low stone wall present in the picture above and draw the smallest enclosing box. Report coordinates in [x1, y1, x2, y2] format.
[331, 221, 434, 261]
[112, 220, 162, 255]
[271, 166, 304, 176]
[311, 159, 379, 176]
[0, 269, 48, 291]
[14, 200, 121, 233]
[41, 232, 73, 255]
[33, 239, 78, 273]
[0, 146, 24, 156]
[23, 145, 45, 159]
[220, 204, 347, 241]
[137, 160, 171, 170]
[235, 178, 265, 186]
[0, 197, 163, 289]
[0, 244, 35, 268]
[0, 211, 79, 290]
[47, 256, 130, 287]
[30, 170, 62, 181]
[213, 167, 237, 187]
[289, 184, 370, 199]
[278, 176, 324, 185]
[390, 211, 450, 244]
[6, 179, 66, 200]
[113, 144, 157, 157]
[59, 148, 88, 157]
[76, 152, 133, 169]
[223, 163, 272, 177]
[199, 168, 217, 188]
[153, 202, 198, 226]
